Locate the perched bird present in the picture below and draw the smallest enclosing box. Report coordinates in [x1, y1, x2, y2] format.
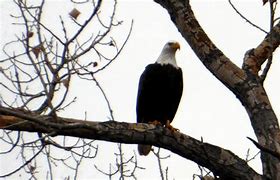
[136, 41, 183, 155]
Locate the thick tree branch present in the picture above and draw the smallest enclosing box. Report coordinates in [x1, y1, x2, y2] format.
[242, 21, 280, 75]
[154, 0, 246, 92]
[0, 106, 262, 180]
[153, 0, 280, 178]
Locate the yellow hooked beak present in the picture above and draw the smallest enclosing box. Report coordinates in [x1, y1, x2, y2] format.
[171, 42, 180, 50]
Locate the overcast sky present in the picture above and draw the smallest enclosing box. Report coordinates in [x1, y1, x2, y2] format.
[1, 0, 280, 179]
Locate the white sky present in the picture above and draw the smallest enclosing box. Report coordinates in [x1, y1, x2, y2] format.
[1, 0, 280, 179]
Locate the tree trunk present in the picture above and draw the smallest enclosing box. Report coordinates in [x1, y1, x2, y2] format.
[154, 0, 280, 178]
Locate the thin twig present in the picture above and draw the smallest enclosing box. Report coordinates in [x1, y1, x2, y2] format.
[228, 0, 268, 34]
[0, 146, 44, 178]
[247, 137, 280, 161]
[260, 0, 276, 83]
[91, 74, 115, 120]
[152, 148, 170, 180]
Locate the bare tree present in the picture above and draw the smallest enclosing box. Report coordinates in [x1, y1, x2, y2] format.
[0, 0, 138, 179]
[153, 0, 280, 179]
[1, 0, 280, 179]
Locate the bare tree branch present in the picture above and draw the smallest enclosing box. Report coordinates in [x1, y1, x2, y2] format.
[242, 21, 280, 75]
[154, 0, 280, 178]
[0, 107, 262, 180]
[0, 1, 132, 178]
[1, 0, 280, 179]
[228, 0, 268, 34]
[0, 145, 44, 178]
[247, 137, 280, 161]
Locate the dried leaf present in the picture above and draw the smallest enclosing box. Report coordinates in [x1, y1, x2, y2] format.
[32, 47, 41, 58]
[32, 44, 43, 58]
[69, 8, 80, 19]
[62, 78, 70, 88]
[27, 31, 34, 38]
[93, 62, 98, 67]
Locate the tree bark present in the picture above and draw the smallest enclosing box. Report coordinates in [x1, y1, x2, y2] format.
[153, 0, 280, 179]
[0, 106, 262, 180]
[1, 0, 280, 179]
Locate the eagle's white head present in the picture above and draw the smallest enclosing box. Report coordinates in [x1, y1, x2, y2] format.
[156, 41, 180, 68]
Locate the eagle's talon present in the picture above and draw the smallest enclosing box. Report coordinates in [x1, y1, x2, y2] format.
[149, 120, 162, 126]
[165, 120, 179, 132]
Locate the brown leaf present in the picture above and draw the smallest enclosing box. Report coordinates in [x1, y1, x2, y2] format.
[32, 47, 40, 58]
[62, 78, 70, 88]
[93, 62, 98, 67]
[69, 8, 80, 19]
[32, 44, 43, 58]
[27, 31, 34, 38]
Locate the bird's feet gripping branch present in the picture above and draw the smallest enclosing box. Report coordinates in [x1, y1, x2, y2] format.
[148, 120, 178, 132]
[165, 120, 179, 132]
[149, 120, 162, 126]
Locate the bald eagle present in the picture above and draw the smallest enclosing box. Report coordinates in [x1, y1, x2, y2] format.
[136, 41, 183, 156]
